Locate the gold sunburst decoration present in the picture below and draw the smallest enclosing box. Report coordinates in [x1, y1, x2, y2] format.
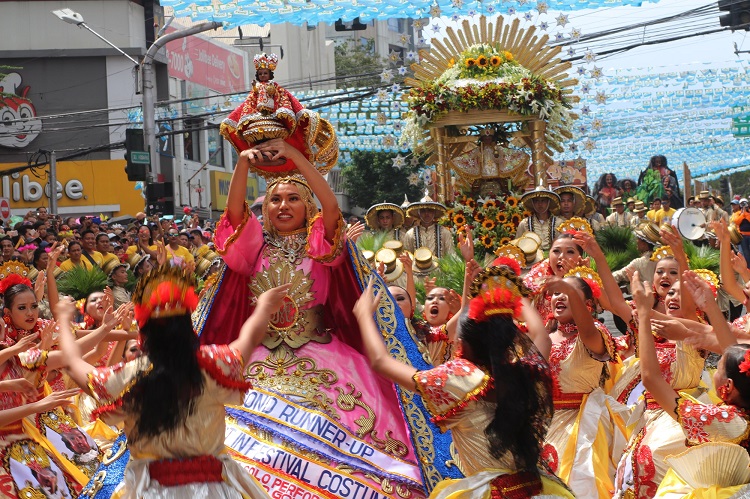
[403, 15, 579, 189]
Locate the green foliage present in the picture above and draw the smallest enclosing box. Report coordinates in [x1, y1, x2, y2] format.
[58, 267, 109, 300]
[341, 150, 424, 210]
[635, 168, 665, 204]
[334, 39, 388, 89]
[594, 225, 640, 271]
[356, 232, 389, 252]
[684, 242, 720, 274]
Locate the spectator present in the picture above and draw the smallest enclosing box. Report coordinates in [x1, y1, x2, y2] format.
[593, 173, 620, 215]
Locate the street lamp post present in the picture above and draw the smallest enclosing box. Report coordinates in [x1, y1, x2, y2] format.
[52, 8, 222, 181]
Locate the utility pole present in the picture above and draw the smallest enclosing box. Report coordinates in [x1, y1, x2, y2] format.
[49, 151, 58, 215]
[141, 21, 223, 178]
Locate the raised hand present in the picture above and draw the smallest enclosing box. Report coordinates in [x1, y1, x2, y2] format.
[353, 277, 381, 319]
[54, 296, 76, 322]
[38, 321, 56, 351]
[573, 231, 603, 258]
[33, 389, 79, 413]
[446, 289, 462, 315]
[2, 378, 37, 399]
[346, 221, 365, 243]
[256, 283, 292, 314]
[457, 225, 474, 262]
[682, 270, 714, 311]
[629, 271, 653, 310]
[33, 271, 46, 301]
[398, 252, 413, 276]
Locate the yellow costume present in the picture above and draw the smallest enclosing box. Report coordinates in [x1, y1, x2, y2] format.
[414, 357, 574, 499]
[654, 393, 750, 498]
[543, 321, 627, 499]
[87, 344, 270, 498]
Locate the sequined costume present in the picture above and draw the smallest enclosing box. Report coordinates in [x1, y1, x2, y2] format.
[413, 356, 574, 499]
[523, 259, 554, 321]
[85, 344, 268, 498]
[0, 347, 103, 498]
[654, 393, 750, 498]
[611, 339, 704, 499]
[542, 321, 627, 498]
[193, 204, 461, 498]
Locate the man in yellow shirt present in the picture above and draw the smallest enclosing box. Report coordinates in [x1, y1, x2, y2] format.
[79, 230, 103, 267]
[96, 233, 120, 268]
[653, 197, 676, 225]
[646, 198, 661, 222]
[164, 229, 194, 267]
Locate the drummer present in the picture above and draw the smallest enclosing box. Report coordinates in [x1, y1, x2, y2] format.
[652, 195, 676, 225]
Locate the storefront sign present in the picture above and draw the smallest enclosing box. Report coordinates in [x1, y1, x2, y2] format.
[210, 170, 259, 210]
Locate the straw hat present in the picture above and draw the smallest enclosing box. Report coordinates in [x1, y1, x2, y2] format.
[406, 194, 447, 219]
[698, 190, 711, 200]
[383, 240, 405, 255]
[193, 244, 211, 259]
[362, 250, 376, 267]
[611, 197, 625, 207]
[512, 233, 544, 267]
[626, 197, 636, 205]
[102, 258, 130, 277]
[520, 184, 560, 213]
[633, 201, 647, 215]
[634, 222, 661, 246]
[583, 196, 597, 217]
[553, 185, 586, 216]
[728, 224, 743, 245]
[27, 267, 39, 282]
[375, 248, 404, 283]
[365, 203, 405, 230]
[413, 247, 439, 276]
[127, 253, 151, 274]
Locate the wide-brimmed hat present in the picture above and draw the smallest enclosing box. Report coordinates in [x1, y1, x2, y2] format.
[520, 185, 560, 214]
[512, 233, 544, 267]
[728, 224, 743, 245]
[362, 250, 376, 267]
[633, 201, 647, 215]
[626, 197, 636, 205]
[412, 247, 439, 275]
[406, 194, 447, 219]
[375, 248, 404, 283]
[698, 190, 711, 200]
[634, 222, 661, 245]
[553, 185, 586, 216]
[196, 256, 222, 278]
[365, 203, 405, 230]
[611, 197, 625, 207]
[583, 196, 597, 217]
[102, 258, 130, 277]
[127, 253, 151, 273]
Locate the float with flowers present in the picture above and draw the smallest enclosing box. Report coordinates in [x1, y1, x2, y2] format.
[402, 15, 579, 258]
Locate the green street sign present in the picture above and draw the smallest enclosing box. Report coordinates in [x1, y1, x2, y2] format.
[131, 151, 150, 164]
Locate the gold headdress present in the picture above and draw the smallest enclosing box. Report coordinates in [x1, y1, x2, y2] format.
[0, 261, 32, 295]
[650, 246, 675, 262]
[253, 53, 279, 71]
[133, 265, 198, 327]
[557, 217, 593, 235]
[468, 266, 531, 321]
[693, 269, 720, 296]
[564, 266, 603, 299]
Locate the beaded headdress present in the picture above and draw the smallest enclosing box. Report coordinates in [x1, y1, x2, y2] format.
[557, 217, 593, 235]
[650, 246, 675, 262]
[564, 266, 603, 299]
[0, 261, 32, 295]
[468, 265, 531, 321]
[693, 268, 720, 296]
[133, 265, 198, 327]
[253, 53, 279, 71]
[492, 244, 525, 275]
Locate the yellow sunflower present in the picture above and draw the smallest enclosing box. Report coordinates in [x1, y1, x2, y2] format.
[482, 219, 496, 231]
[496, 212, 508, 223]
[448, 57, 456, 68]
[506, 196, 518, 207]
[504, 222, 516, 232]
[522, 210, 532, 218]
[499, 237, 511, 245]
[480, 235, 494, 248]
[490, 55, 502, 67]
[466, 198, 476, 208]
[477, 56, 489, 67]
[466, 58, 476, 68]
[511, 214, 522, 225]
[504, 51, 514, 61]
[483, 199, 497, 209]
[453, 213, 467, 226]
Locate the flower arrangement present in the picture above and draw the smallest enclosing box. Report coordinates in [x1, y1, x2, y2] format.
[401, 43, 574, 153]
[442, 193, 529, 260]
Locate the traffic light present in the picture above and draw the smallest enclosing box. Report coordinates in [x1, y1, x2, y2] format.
[719, 0, 750, 30]
[124, 128, 148, 181]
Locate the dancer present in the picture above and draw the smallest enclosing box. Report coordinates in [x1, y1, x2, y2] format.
[633, 271, 750, 497]
[193, 138, 459, 496]
[354, 269, 574, 498]
[58, 265, 289, 497]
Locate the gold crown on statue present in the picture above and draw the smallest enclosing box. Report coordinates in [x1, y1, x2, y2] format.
[133, 265, 199, 327]
[253, 53, 279, 71]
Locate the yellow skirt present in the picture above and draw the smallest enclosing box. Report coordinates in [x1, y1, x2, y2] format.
[655, 468, 750, 499]
[429, 469, 574, 499]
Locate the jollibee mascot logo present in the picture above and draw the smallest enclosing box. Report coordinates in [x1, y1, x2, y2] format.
[0, 73, 42, 149]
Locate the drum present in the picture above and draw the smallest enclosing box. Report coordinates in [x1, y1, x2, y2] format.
[671, 207, 706, 240]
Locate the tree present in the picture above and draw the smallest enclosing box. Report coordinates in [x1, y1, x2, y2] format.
[341, 150, 425, 210]
[334, 39, 387, 89]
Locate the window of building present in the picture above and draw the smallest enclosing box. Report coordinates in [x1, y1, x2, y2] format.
[207, 127, 224, 167]
[387, 18, 405, 32]
[184, 118, 202, 161]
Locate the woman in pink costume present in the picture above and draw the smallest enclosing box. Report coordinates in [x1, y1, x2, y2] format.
[195, 139, 458, 498]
